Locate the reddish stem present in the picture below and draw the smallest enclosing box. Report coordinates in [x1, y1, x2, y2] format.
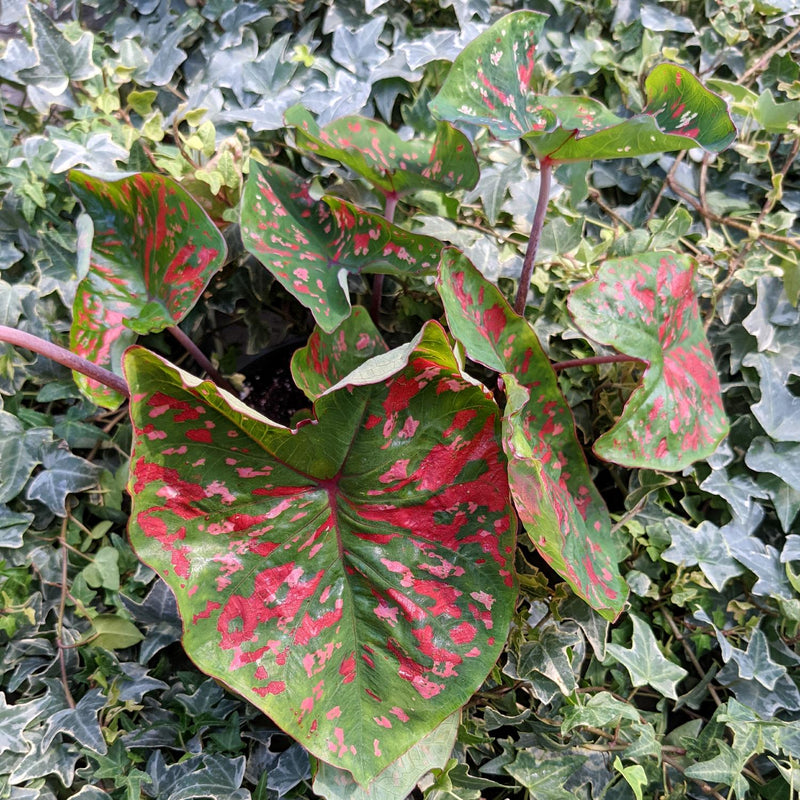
[514, 157, 553, 316]
[370, 190, 399, 324]
[0, 325, 130, 397]
[552, 354, 646, 372]
[167, 324, 237, 395]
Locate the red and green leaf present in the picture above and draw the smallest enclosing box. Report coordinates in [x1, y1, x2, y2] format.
[286, 106, 479, 196]
[291, 306, 389, 401]
[69, 171, 227, 409]
[123, 321, 516, 786]
[436, 248, 626, 620]
[241, 162, 443, 333]
[567, 252, 729, 470]
[428, 12, 735, 160]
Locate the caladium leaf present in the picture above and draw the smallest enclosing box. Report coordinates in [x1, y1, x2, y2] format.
[313, 712, 459, 799]
[241, 162, 443, 333]
[436, 248, 626, 620]
[69, 171, 227, 409]
[285, 106, 479, 195]
[567, 252, 729, 470]
[291, 306, 389, 401]
[428, 11, 735, 160]
[123, 321, 516, 786]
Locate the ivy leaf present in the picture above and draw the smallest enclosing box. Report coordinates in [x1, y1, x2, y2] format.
[568, 252, 729, 470]
[25, 443, 100, 516]
[291, 306, 389, 401]
[662, 518, 744, 591]
[68, 171, 227, 410]
[561, 692, 641, 735]
[123, 321, 516, 786]
[286, 106, 479, 195]
[90, 614, 145, 650]
[743, 351, 800, 442]
[503, 750, 584, 799]
[684, 740, 750, 799]
[19, 6, 100, 96]
[0, 411, 49, 504]
[41, 688, 107, 755]
[312, 713, 458, 799]
[241, 162, 443, 333]
[605, 615, 688, 700]
[0, 506, 34, 548]
[0, 692, 48, 755]
[428, 11, 735, 160]
[437, 248, 626, 620]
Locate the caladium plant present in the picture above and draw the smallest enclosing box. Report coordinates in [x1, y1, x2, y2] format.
[0, 8, 736, 791]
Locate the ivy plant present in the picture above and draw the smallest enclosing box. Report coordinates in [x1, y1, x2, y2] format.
[6, 1, 799, 797]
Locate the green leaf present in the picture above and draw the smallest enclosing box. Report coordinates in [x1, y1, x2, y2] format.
[123, 322, 516, 786]
[82, 547, 121, 591]
[437, 248, 626, 620]
[503, 750, 584, 799]
[291, 306, 389, 401]
[561, 692, 641, 734]
[19, 6, 100, 96]
[604, 614, 688, 700]
[0, 411, 48, 504]
[0, 692, 48, 755]
[286, 106, 479, 195]
[68, 171, 227, 410]
[90, 614, 145, 650]
[613, 757, 647, 800]
[41, 688, 107, 755]
[241, 162, 443, 333]
[429, 13, 735, 160]
[0, 506, 34, 548]
[313, 713, 458, 799]
[684, 740, 750, 798]
[25, 444, 100, 516]
[568, 252, 729, 469]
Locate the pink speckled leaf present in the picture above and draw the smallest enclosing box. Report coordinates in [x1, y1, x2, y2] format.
[68, 171, 226, 409]
[291, 306, 389, 401]
[286, 106, 479, 195]
[429, 12, 734, 160]
[123, 321, 515, 786]
[240, 162, 443, 333]
[568, 253, 729, 470]
[436, 248, 626, 620]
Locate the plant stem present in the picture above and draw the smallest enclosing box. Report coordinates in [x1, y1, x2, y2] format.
[58, 516, 76, 709]
[0, 325, 130, 398]
[371, 191, 399, 324]
[166, 324, 237, 394]
[551, 354, 646, 371]
[514, 157, 553, 316]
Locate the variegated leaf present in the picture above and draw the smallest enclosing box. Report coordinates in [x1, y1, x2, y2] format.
[286, 106, 479, 195]
[567, 252, 729, 470]
[291, 306, 389, 401]
[241, 162, 443, 333]
[428, 12, 735, 160]
[436, 248, 626, 620]
[69, 171, 226, 409]
[123, 321, 515, 786]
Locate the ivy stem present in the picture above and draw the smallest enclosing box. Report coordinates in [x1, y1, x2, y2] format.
[0, 325, 130, 398]
[58, 516, 76, 709]
[371, 191, 399, 324]
[514, 156, 553, 316]
[551, 354, 646, 372]
[166, 325, 237, 395]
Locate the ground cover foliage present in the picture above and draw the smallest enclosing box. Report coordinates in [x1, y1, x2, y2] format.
[0, 0, 799, 797]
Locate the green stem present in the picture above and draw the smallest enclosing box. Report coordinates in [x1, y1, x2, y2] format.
[167, 324, 237, 395]
[552, 354, 646, 372]
[0, 325, 130, 398]
[514, 157, 553, 316]
[371, 191, 399, 324]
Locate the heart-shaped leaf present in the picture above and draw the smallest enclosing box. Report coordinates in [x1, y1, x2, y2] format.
[567, 252, 729, 470]
[286, 106, 479, 195]
[241, 162, 443, 333]
[429, 11, 735, 161]
[436, 249, 626, 620]
[291, 306, 389, 401]
[123, 321, 516, 786]
[69, 171, 227, 409]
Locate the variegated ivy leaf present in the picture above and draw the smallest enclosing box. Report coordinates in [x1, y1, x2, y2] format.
[291, 306, 389, 401]
[285, 106, 479, 196]
[436, 248, 626, 620]
[568, 253, 729, 470]
[429, 11, 735, 161]
[69, 171, 227, 410]
[241, 162, 443, 333]
[123, 321, 516, 786]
